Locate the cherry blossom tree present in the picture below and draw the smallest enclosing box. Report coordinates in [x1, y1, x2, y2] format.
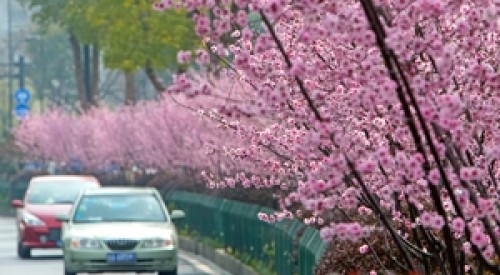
[153, 0, 499, 273]
[12, 0, 499, 273]
[12, 94, 240, 179]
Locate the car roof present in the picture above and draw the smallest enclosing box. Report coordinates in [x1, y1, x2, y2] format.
[30, 175, 99, 183]
[81, 187, 158, 195]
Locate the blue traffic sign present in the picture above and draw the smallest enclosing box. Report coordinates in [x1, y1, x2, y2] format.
[14, 88, 31, 105]
[15, 104, 30, 119]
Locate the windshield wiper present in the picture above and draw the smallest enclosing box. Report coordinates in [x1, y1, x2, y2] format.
[106, 218, 165, 222]
[53, 200, 75, 204]
[74, 220, 102, 223]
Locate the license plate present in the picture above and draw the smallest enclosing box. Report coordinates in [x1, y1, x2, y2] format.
[106, 252, 136, 263]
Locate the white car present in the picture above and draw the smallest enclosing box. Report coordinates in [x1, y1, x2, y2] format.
[58, 187, 185, 275]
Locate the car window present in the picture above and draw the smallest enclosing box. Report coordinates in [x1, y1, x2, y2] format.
[26, 181, 98, 204]
[73, 194, 167, 223]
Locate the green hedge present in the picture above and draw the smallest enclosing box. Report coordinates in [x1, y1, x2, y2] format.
[166, 191, 326, 275]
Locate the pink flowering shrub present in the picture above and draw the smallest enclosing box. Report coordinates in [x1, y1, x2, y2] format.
[13, 95, 241, 178]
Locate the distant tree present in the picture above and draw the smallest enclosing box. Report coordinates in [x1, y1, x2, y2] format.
[18, 0, 97, 109]
[19, 0, 200, 107]
[64, 0, 201, 103]
[25, 28, 76, 110]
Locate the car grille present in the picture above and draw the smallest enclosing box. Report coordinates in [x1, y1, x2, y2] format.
[48, 229, 61, 241]
[104, 239, 139, 250]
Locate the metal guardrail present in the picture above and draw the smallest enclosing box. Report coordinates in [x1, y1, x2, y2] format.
[166, 191, 326, 275]
[0, 180, 12, 216]
[0, 177, 29, 216]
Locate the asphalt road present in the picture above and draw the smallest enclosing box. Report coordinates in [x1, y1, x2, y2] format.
[0, 217, 231, 275]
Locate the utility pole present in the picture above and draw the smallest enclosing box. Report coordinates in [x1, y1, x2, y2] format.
[7, 0, 14, 130]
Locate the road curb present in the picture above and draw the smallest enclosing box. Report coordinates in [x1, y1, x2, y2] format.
[179, 236, 258, 275]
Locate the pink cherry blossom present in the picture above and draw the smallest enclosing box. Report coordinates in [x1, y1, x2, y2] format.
[470, 229, 489, 250]
[359, 244, 369, 254]
[16, 0, 500, 273]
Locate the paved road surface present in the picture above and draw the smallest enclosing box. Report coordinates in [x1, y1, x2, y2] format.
[0, 217, 231, 275]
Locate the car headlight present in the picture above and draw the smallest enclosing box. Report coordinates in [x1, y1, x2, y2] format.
[22, 212, 46, 227]
[70, 237, 102, 249]
[141, 237, 174, 248]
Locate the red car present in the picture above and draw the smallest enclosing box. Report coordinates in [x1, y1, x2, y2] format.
[11, 175, 100, 258]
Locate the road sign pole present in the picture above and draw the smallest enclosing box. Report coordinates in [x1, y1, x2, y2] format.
[1, 55, 29, 123]
[19, 56, 25, 89]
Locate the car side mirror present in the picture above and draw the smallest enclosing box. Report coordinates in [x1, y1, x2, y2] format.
[170, 210, 185, 220]
[11, 199, 23, 208]
[56, 214, 70, 222]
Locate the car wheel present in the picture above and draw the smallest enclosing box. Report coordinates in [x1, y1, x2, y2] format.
[158, 269, 177, 275]
[17, 242, 31, 259]
[63, 263, 77, 275]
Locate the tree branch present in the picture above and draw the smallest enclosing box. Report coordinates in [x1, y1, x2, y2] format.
[259, 11, 323, 121]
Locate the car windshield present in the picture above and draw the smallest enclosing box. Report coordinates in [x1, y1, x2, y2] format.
[26, 181, 97, 205]
[72, 194, 167, 223]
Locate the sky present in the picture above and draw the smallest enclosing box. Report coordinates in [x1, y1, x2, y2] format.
[0, 0, 32, 62]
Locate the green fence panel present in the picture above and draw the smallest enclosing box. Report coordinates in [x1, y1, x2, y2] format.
[275, 220, 305, 275]
[166, 191, 224, 241]
[167, 191, 326, 275]
[299, 227, 327, 275]
[219, 200, 267, 262]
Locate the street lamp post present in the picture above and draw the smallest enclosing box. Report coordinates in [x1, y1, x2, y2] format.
[7, 0, 14, 130]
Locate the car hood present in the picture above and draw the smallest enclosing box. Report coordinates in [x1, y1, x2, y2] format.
[67, 222, 176, 239]
[22, 204, 72, 226]
[25, 204, 73, 217]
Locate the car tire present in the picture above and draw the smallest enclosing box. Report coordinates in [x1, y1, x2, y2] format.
[158, 269, 177, 275]
[63, 263, 77, 275]
[17, 242, 31, 259]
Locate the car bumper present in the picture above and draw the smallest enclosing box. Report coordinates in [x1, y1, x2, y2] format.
[20, 225, 62, 248]
[64, 248, 177, 273]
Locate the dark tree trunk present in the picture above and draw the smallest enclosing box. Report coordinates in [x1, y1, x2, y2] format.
[125, 71, 136, 105]
[91, 44, 100, 105]
[144, 60, 165, 93]
[68, 32, 87, 111]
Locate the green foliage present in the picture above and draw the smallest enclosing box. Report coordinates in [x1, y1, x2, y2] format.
[0, 140, 20, 176]
[17, 0, 67, 26]
[227, 247, 276, 275]
[64, 0, 200, 72]
[177, 225, 199, 238]
[20, 0, 201, 73]
[262, 241, 276, 260]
